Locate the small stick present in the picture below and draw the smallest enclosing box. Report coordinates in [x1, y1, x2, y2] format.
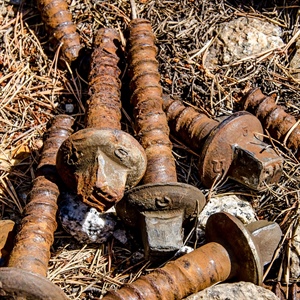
[130, 0, 137, 19]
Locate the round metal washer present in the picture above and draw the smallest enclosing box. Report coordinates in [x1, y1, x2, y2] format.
[116, 182, 206, 228]
[205, 212, 263, 285]
[199, 111, 263, 187]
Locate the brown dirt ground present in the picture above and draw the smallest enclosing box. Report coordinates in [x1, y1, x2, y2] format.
[0, 0, 299, 299]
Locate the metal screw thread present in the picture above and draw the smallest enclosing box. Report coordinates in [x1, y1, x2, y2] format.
[242, 88, 299, 159]
[85, 28, 122, 130]
[37, 0, 82, 63]
[37, 114, 75, 180]
[7, 115, 74, 277]
[128, 19, 177, 184]
[103, 242, 231, 300]
[162, 96, 219, 152]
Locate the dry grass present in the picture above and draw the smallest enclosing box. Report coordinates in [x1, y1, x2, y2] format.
[0, 0, 299, 299]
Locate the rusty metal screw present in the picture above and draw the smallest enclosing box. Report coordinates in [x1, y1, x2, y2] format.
[241, 87, 300, 160]
[162, 96, 283, 190]
[0, 220, 15, 267]
[116, 19, 205, 262]
[37, 0, 82, 64]
[103, 212, 282, 300]
[0, 115, 74, 299]
[56, 28, 147, 212]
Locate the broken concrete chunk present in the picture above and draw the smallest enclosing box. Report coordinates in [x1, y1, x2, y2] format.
[58, 192, 117, 244]
[197, 195, 257, 239]
[184, 282, 279, 300]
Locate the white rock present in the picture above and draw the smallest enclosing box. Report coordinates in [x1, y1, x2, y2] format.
[197, 195, 257, 239]
[184, 282, 279, 300]
[59, 192, 117, 243]
[206, 17, 285, 68]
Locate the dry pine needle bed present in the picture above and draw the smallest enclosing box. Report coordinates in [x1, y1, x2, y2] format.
[0, 0, 299, 299]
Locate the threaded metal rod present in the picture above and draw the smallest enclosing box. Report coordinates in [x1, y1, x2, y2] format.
[103, 242, 231, 300]
[7, 115, 74, 277]
[241, 88, 299, 160]
[85, 28, 122, 130]
[128, 19, 177, 184]
[162, 96, 219, 152]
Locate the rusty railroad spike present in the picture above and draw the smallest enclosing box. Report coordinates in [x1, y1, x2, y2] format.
[0, 115, 74, 299]
[115, 19, 205, 262]
[56, 28, 147, 212]
[240, 87, 300, 161]
[162, 96, 283, 190]
[103, 212, 282, 300]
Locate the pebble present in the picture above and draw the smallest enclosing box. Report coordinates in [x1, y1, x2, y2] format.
[65, 104, 74, 114]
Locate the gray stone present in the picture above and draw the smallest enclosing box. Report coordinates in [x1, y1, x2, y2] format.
[58, 192, 117, 244]
[113, 229, 128, 244]
[65, 103, 74, 113]
[184, 282, 279, 300]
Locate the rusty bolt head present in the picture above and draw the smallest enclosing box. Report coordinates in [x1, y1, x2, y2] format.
[199, 111, 283, 189]
[206, 212, 282, 285]
[56, 128, 147, 212]
[116, 182, 205, 261]
[0, 267, 68, 299]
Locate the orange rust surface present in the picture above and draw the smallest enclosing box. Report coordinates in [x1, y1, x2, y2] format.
[242, 88, 300, 160]
[128, 19, 177, 184]
[103, 242, 231, 300]
[37, 0, 81, 63]
[85, 28, 122, 130]
[163, 96, 218, 151]
[7, 115, 74, 277]
[0, 220, 15, 266]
